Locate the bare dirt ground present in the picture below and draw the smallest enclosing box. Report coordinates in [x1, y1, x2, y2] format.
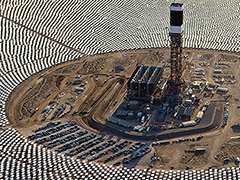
[5, 48, 240, 170]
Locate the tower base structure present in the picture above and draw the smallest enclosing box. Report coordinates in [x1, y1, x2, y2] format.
[167, 32, 184, 98]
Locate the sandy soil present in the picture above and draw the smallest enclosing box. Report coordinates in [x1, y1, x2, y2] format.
[5, 48, 240, 170]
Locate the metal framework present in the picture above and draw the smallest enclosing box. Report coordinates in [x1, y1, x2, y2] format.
[169, 33, 183, 92]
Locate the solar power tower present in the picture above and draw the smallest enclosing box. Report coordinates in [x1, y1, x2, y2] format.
[168, 3, 184, 94]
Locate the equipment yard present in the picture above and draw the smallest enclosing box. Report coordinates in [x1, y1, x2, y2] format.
[6, 48, 240, 170]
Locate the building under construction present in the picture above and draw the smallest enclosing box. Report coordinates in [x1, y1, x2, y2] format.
[167, 3, 184, 96]
[128, 65, 163, 98]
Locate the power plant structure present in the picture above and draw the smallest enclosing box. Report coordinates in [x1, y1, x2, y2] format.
[168, 3, 184, 95]
[128, 3, 184, 103]
[128, 65, 163, 99]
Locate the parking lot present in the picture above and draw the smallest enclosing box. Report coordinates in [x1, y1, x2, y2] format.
[28, 120, 155, 168]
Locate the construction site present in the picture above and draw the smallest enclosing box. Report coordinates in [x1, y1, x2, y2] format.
[5, 3, 240, 171]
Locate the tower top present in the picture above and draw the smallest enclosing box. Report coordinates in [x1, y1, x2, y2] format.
[170, 3, 183, 7]
[170, 3, 183, 11]
[170, 3, 183, 34]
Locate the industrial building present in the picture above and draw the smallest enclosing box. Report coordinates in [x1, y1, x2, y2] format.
[177, 107, 194, 119]
[128, 65, 163, 98]
[183, 107, 194, 119]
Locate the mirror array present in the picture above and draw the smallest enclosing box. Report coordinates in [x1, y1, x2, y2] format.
[1, 0, 240, 178]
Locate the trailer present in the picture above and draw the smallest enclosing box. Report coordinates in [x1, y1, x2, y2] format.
[196, 111, 204, 122]
[181, 120, 196, 127]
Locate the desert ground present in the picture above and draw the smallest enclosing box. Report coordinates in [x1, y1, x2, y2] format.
[5, 48, 240, 170]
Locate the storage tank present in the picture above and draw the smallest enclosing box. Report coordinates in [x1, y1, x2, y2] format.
[216, 87, 229, 92]
[129, 101, 138, 110]
[185, 100, 192, 105]
[127, 112, 134, 120]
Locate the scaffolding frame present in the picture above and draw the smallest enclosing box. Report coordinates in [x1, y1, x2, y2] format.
[168, 32, 184, 94]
